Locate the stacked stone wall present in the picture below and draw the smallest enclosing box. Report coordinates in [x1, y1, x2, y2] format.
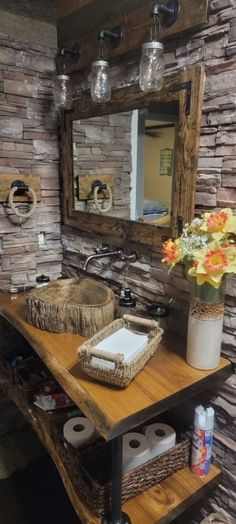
[0, 34, 62, 288]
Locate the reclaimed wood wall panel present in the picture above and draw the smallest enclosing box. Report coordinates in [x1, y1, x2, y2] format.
[56, 0, 209, 73]
[57, 0, 94, 20]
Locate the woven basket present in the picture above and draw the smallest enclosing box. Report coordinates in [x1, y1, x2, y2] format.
[78, 314, 163, 387]
[67, 435, 190, 516]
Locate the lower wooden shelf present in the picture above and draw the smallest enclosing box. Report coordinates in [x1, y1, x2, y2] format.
[0, 369, 221, 524]
[123, 465, 221, 524]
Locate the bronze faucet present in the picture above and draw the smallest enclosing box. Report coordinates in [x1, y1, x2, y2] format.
[82, 243, 138, 271]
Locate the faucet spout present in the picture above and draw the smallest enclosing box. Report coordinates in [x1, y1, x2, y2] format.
[83, 247, 123, 271]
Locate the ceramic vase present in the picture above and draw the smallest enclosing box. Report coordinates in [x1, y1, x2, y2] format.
[186, 279, 225, 370]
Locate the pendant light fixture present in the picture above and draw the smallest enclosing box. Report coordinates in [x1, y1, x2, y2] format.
[90, 27, 123, 103]
[54, 74, 73, 111]
[139, 1, 179, 93]
[54, 45, 80, 111]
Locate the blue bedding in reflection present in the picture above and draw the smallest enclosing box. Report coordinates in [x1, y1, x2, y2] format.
[143, 200, 168, 220]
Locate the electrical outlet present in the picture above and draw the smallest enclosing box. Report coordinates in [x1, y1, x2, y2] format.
[38, 232, 45, 246]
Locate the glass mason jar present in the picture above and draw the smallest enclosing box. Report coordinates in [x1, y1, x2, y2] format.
[186, 278, 225, 371]
[139, 41, 164, 92]
[54, 75, 72, 111]
[91, 60, 111, 103]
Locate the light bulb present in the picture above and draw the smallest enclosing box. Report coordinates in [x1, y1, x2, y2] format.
[139, 41, 164, 92]
[90, 60, 111, 103]
[54, 75, 72, 111]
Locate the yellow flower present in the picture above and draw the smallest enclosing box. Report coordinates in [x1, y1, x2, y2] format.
[162, 238, 181, 269]
[205, 247, 228, 273]
[188, 242, 236, 288]
[200, 208, 236, 241]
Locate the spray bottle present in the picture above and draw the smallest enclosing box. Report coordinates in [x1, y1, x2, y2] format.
[191, 405, 214, 476]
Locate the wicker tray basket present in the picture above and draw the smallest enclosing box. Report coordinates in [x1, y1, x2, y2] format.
[78, 314, 163, 387]
[64, 434, 190, 517]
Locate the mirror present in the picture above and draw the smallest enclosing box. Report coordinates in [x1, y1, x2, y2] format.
[61, 66, 205, 247]
[72, 101, 179, 228]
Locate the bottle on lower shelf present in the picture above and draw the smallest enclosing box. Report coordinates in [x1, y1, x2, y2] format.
[191, 405, 214, 477]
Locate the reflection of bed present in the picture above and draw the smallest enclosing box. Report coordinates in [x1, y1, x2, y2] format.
[140, 200, 170, 225]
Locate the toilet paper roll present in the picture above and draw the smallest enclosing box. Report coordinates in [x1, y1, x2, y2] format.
[122, 432, 151, 475]
[63, 417, 95, 449]
[145, 423, 176, 458]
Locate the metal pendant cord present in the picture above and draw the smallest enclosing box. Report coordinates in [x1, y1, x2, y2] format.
[150, 13, 161, 41]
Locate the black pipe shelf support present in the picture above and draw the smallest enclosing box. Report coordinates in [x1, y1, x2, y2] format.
[102, 435, 132, 524]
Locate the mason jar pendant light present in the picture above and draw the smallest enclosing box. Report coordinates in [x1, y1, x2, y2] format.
[90, 27, 122, 103]
[54, 74, 73, 111]
[139, 1, 179, 93]
[139, 40, 164, 93]
[54, 45, 80, 111]
[91, 59, 111, 103]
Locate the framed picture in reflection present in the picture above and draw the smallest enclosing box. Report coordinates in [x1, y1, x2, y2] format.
[160, 148, 173, 176]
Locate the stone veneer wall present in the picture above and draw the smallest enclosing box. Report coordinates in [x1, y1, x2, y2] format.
[0, 33, 62, 288]
[62, 0, 236, 521]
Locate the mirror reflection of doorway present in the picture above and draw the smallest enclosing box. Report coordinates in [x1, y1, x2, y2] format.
[131, 106, 178, 226]
[73, 103, 178, 224]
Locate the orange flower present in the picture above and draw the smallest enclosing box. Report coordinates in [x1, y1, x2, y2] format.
[204, 247, 228, 274]
[207, 210, 229, 233]
[162, 239, 180, 267]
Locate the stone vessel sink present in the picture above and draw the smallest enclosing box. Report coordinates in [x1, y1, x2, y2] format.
[26, 278, 115, 337]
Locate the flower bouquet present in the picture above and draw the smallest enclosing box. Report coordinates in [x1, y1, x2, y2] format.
[162, 209, 236, 370]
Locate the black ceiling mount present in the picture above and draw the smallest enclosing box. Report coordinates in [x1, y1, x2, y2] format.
[58, 43, 81, 61]
[151, 0, 179, 27]
[97, 26, 123, 47]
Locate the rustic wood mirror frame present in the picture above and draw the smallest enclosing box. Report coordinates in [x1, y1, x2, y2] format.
[61, 65, 205, 247]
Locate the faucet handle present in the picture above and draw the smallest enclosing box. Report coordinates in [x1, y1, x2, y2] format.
[119, 250, 138, 263]
[129, 251, 138, 263]
[124, 251, 138, 263]
[94, 243, 110, 254]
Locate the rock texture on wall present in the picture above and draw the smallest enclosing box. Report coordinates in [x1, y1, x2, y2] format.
[62, 0, 236, 521]
[0, 33, 62, 288]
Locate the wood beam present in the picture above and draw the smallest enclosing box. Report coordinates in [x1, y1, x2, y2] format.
[56, 0, 209, 74]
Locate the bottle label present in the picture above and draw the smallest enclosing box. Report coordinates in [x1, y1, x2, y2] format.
[191, 428, 213, 476]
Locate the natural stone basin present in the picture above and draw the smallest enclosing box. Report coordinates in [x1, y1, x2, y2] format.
[26, 278, 115, 337]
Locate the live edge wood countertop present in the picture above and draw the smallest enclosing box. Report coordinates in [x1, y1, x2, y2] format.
[0, 291, 232, 441]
